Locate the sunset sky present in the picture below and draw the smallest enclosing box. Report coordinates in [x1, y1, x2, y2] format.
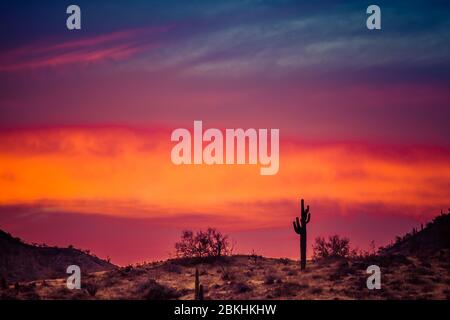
[0, 1, 449, 265]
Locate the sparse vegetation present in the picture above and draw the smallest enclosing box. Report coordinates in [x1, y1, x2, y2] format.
[273, 281, 309, 297]
[219, 265, 235, 281]
[232, 281, 252, 293]
[312, 235, 352, 260]
[139, 279, 181, 300]
[84, 282, 98, 297]
[175, 228, 231, 259]
[1, 211, 449, 300]
[264, 272, 280, 285]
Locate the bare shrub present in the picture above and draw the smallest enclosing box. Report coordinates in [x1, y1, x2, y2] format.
[163, 262, 182, 274]
[220, 266, 235, 281]
[232, 282, 252, 293]
[175, 228, 232, 258]
[138, 279, 180, 300]
[328, 260, 353, 281]
[273, 282, 308, 297]
[47, 286, 73, 299]
[264, 273, 280, 285]
[287, 269, 298, 276]
[84, 282, 98, 297]
[313, 235, 351, 259]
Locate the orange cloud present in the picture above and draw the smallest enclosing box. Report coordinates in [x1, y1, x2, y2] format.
[0, 126, 448, 226]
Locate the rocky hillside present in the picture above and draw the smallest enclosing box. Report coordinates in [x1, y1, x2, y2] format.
[381, 211, 450, 255]
[0, 230, 116, 282]
[1, 212, 449, 300]
[2, 250, 449, 300]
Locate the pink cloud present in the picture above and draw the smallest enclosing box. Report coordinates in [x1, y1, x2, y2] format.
[0, 26, 172, 71]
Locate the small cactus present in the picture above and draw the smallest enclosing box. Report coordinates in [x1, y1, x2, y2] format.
[198, 285, 204, 300]
[194, 268, 203, 300]
[293, 199, 311, 270]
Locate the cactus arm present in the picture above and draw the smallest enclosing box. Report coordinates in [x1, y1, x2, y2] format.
[305, 212, 311, 224]
[293, 218, 303, 234]
[293, 217, 304, 235]
[304, 205, 310, 215]
[293, 221, 298, 233]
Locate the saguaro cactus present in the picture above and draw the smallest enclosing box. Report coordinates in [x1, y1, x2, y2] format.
[293, 199, 311, 270]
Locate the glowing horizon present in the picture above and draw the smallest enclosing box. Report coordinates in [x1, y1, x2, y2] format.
[0, 1, 449, 264]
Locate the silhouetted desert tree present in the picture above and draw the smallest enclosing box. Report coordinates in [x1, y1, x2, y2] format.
[292, 199, 311, 270]
[312, 235, 351, 259]
[175, 228, 230, 258]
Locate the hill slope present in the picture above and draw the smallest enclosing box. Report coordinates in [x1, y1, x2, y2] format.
[3, 251, 449, 300]
[382, 211, 450, 255]
[1, 212, 449, 300]
[0, 230, 116, 282]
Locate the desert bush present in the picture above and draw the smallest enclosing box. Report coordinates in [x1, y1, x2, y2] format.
[138, 279, 181, 300]
[119, 265, 146, 277]
[122, 265, 133, 273]
[287, 269, 298, 276]
[175, 228, 232, 258]
[163, 262, 182, 274]
[219, 266, 235, 281]
[244, 270, 254, 277]
[264, 273, 280, 285]
[312, 235, 351, 259]
[232, 282, 252, 293]
[84, 282, 98, 297]
[100, 274, 119, 288]
[328, 260, 354, 281]
[47, 286, 73, 299]
[249, 250, 260, 265]
[272, 282, 308, 297]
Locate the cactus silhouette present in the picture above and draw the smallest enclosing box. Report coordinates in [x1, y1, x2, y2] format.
[198, 285, 204, 300]
[293, 199, 311, 270]
[194, 268, 204, 300]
